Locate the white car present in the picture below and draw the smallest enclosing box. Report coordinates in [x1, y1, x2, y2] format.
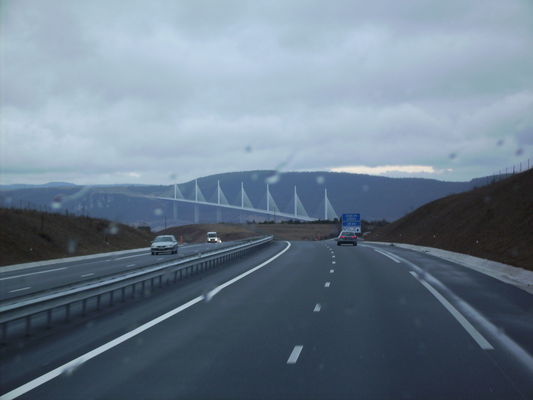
[207, 232, 222, 243]
[151, 235, 178, 255]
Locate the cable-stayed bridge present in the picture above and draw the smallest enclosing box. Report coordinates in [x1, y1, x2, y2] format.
[151, 180, 338, 223]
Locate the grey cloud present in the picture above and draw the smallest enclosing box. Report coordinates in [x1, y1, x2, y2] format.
[1, 0, 532, 185]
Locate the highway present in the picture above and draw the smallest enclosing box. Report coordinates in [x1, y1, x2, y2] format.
[0, 241, 245, 301]
[1, 240, 532, 399]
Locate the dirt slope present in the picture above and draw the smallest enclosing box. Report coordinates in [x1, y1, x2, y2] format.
[158, 224, 259, 243]
[0, 208, 153, 266]
[159, 223, 340, 243]
[368, 170, 533, 270]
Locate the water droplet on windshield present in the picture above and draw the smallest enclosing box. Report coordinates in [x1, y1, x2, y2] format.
[316, 175, 325, 184]
[448, 152, 457, 160]
[108, 223, 119, 235]
[154, 208, 163, 216]
[362, 185, 369, 192]
[266, 173, 280, 185]
[244, 145, 252, 153]
[496, 139, 504, 147]
[515, 148, 524, 156]
[67, 239, 77, 254]
[52, 195, 62, 209]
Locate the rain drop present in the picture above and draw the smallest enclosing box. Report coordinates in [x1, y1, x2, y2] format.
[108, 223, 119, 235]
[67, 239, 77, 254]
[266, 173, 280, 185]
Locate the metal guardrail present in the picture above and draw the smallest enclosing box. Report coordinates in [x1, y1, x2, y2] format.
[0, 236, 273, 343]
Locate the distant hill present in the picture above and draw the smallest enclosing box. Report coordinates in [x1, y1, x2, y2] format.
[367, 169, 533, 270]
[0, 171, 490, 228]
[0, 182, 78, 190]
[0, 208, 153, 266]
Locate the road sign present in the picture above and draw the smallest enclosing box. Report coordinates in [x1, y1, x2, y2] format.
[342, 213, 361, 233]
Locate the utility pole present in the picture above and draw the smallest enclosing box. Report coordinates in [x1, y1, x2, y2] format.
[217, 180, 221, 205]
[174, 184, 177, 200]
[195, 179, 198, 202]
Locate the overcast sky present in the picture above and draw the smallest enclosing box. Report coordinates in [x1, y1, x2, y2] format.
[1, 0, 532, 185]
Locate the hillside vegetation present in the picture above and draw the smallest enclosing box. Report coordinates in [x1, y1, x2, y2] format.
[368, 169, 533, 270]
[0, 208, 153, 266]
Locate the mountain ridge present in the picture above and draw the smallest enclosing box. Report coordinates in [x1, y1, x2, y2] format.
[0, 170, 493, 228]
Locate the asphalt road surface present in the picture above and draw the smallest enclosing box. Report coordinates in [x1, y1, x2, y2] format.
[0, 241, 243, 301]
[1, 240, 532, 399]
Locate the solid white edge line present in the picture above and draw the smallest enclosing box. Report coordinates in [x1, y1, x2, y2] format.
[114, 254, 145, 261]
[313, 303, 321, 312]
[287, 345, 304, 364]
[81, 273, 94, 278]
[408, 271, 494, 350]
[330, 269, 334, 273]
[324, 282, 331, 287]
[8, 287, 31, 294]
[0, 267, 68, 281]
[0, 241, 292, 400]
[374, 248, 401, 263]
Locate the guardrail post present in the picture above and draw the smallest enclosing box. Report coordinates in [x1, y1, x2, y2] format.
[65, 303, 71, 322]
[97, 294, 102, 311]
[122, 287, 126, 302]
[110, 290, 114, 306]
[46, 309, 52, 328]
[25, 315, 32, 337]
[159, 275, 163, 288]
[2, 323, 7, 343]
[82, 299, 87, 316]
[142, 280, 146, 296]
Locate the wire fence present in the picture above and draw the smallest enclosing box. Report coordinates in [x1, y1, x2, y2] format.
[489, 158, 532, 183]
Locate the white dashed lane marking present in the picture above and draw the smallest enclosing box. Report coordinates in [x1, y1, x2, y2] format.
[287, 346, 304, 364]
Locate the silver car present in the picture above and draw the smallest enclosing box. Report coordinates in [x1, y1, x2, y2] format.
[151, 235, 178, 255]
[336, 231, 358, 246]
